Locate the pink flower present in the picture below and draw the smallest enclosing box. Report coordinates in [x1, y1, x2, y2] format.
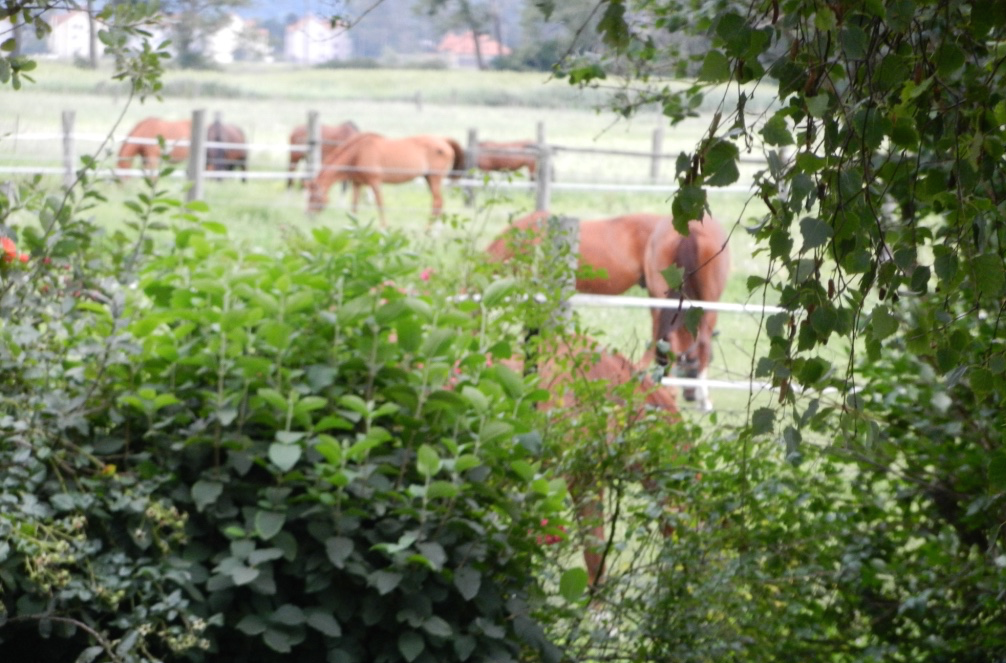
[420, 268, 434, 281]
[18, 253, 29, 263]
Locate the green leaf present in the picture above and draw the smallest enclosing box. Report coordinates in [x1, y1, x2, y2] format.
[660, 264, 684, 290]
[416, 542, 447, 570]
[972, 254, 1005, 296]
[970, 367, 995, 396]
[672, 185, 706, 234]
[761, 114, 794, 146]
[559, 568, 589, 602]
[263, 627, 294, 654]
[369, 569, 402, 595]
[398, 631, 425, 663]
[236, 614, 268, 635]
[271, 604, 305, 626]
[427, 480, 459, 499]
[231, 564, 260, 586]
[751, 407, 775, 435]
[806, 94, 830, 118]
[704, 139, 740, 186]
[417, 444, 441, 478]
[255, 510, 286, 540]
[325, 536, 354, 568]
[257, 388, 288, 412]
[989, 453, 1006, 491]
[268, 442, 302, 472]
[422, 616, 453, 638]
[799, 216, 832, 250]
[482, 277, 517, 308]
[454, 566, 481, 601]
[598, 0, 629, 49]
[306, 610, 342, 637]
[192, 480, 223, 512]
[698, 49, 731, 83]
[871, 305, 898, 341]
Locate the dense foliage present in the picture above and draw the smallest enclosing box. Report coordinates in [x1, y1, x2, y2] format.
[556, 0, 1006, 659]
[0, 174, 584, 662]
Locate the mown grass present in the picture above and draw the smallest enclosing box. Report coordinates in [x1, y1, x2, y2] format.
[4, 62, 792, 426]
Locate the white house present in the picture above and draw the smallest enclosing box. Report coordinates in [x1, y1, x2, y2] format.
[205, 13, 272, 64]
[284, 14, 352, 65]
[47, 10, 101, 60]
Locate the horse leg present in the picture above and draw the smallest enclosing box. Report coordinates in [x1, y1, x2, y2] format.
[568, 479, 607, 585]
[288, 151, 300, 189]
[370, 183, 386, 227]
[694, 313, 718, 412]
[426, 175, 443, 220]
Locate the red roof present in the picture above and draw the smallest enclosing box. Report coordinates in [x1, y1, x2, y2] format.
[437, 31, 511, 57]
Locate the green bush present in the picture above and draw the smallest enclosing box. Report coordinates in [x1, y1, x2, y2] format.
[1, 181, 568, 662]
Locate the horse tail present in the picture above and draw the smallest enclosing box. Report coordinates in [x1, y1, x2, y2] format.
[444, 137, 466, 179]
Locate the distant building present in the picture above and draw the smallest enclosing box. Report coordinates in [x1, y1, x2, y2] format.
[205, 13, 272, 63]
[284, 14, 352, 65]
[47, 10, 102, 60]
[436, 31, 511, 69]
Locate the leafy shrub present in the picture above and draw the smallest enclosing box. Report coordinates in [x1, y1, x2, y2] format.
[1, 181, 568, 662]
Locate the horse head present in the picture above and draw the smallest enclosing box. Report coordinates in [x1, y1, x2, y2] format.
[306, 179, 328, 213]
[206, 120, 226, 171]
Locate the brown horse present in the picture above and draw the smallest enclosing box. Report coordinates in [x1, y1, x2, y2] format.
[206, 118, 248, 181]
[307, 133, 466, 225]
[476, 140, 537, 179]
[485, 211, 662, 295]
[643, 215, 730, 412]
[501, 335, 679, 585]
[286, 121, 360, 188]
[117, 117, 191, 174]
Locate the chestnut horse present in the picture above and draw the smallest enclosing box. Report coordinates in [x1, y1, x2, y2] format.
[487, 211, 731, 410]
[643, 215, 730, 412]
[307, 132, 466, 225]
[485, 211, 662, 295]
[286, 121, 360, 188]
[476, 140, 537, 179]
[117, 117, 191, 174]
[501, 336, 679, 585]
[206, 118, 248, 181]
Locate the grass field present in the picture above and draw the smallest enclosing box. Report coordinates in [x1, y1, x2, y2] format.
[2, 62, 795, 427]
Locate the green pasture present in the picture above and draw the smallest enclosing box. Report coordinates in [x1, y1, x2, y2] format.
[2, 62, 813, 428]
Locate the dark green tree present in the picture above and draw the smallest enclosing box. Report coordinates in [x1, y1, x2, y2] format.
[549, 0, 1006, 659]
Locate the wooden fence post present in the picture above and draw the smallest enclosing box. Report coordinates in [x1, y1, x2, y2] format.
[306, 110, 321, 183]
[186, 108, 207, 203]
[464, 128, 479, 206]
[650, 126, 664, 183]
[547, 215, 579, 331]
[61, 110, 75, 190]
[535, 122, 551, 212]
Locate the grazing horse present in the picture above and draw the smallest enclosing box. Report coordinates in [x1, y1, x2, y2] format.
[485, 211, 662, 295]
[206, 118, 249, 181]
[307, 132, 466, 225]
[501, 336, 679, 585]
[117, 117, 191, 175]
[476, 140, 538, 179]
[643, 215, 730, 412]
[287, 121, 360, 188]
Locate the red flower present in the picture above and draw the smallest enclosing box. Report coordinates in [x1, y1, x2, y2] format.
[18, 253, 29, 263]
[1, 237, 16, 263]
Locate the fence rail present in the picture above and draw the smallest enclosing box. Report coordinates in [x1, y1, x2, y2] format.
[2, 109, 772, 210]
